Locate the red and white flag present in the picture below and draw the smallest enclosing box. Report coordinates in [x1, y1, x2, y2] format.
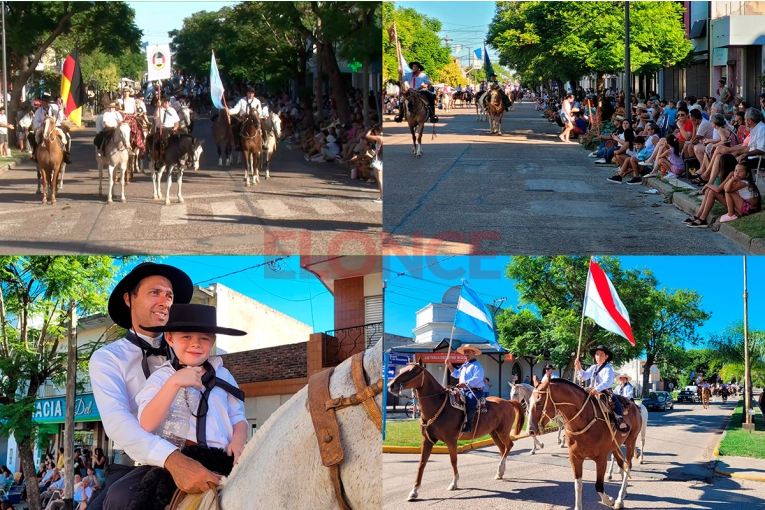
[583, 258, 635, 346]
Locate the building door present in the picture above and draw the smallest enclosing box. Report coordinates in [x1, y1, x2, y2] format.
[365, 295, 383, 348]
[745, 45, 763, 103]
[511, 363, 523, 385]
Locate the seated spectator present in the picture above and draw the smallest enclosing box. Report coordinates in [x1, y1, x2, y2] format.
[654, 134, 685, 178]
[686, 163, 761, 227]
[608, 135, 651, 184]
[40, 469, 65, 508]
[73, 476, 92, 510]
[85, 466, 100, 490]
[732, 110, 748, 143]
[571, 109, 587, 137]
[692, 113, 734, 177]
[594, 118, 633, 165]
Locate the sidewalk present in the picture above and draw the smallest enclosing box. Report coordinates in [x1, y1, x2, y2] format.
[712, 388, 765, 482]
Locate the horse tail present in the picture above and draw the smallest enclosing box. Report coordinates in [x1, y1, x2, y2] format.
[510, 400, 525, 437]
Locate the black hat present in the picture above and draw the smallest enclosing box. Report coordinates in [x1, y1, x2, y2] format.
[40, 94, 53, 102]
[107, 262, 194, 329]
[141, 304, 247, 336]
[589, 345, 613, 363]
[247, 87, 256, 93]
[544, 364, 554, 370]
[489, 73, 497, 78]
[409, 62, 423, 71]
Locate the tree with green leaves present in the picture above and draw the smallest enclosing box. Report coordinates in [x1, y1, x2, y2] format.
[498, 257, 709, 397]
[4, 2, 142, 120]
[0, 256, 124, 510]
[487, 1, 692, 97]
[383, 3, 452, 83]
[709, 323, 765, 387]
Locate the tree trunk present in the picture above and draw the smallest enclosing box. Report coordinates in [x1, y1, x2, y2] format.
[320, 43, 352, 125]
[64, 301, 77, 501]
[362, 58, 370, 126]
[315, 42, 323, 124]
[641, 354, 655, 398]
[18, 439, 42, 510]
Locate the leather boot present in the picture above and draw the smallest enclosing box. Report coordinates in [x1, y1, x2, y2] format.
[63, 151, 72, 164]
[393, 112, 403, 123]
[616, 415, 630, 433]
[462, 408, 475, 433]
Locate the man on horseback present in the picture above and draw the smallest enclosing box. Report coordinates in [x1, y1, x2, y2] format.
[94, 103, 124, 157]
[485, 73, 512, 112]
[393, 61, 438, 124]
[614, 374, 635, 401]
[117, 87, 147, 154]
[446, 345, 485, 433]
[575, 345, 630, 433]
[228, 87, 262, 148]
[30, 94, 72, 164]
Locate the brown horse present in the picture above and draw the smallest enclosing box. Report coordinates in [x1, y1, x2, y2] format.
[36, 117, 65, 204]
[486, 87, 504, 135]
[402, 88, 427, 158]
[213, 110, 234, 166]
[239, 112, 263, 187]
[388, 361, 525, 501]
[528, 377, 642, 510]
[701, 386, 711, 409]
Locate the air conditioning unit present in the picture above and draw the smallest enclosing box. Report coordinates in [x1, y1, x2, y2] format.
[74, 422, 88, 430]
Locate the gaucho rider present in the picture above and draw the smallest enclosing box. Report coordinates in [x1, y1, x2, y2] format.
[228, 87, 262, 148]
[87, 262, 222, 510]
[151, 97, 180, 164]
[484, 72, 512, 112]
[93, 102, 123, 158]
[30, 94, 73, 164]
[575, 344, 630, 433]
[446, 345, 485, 433]
[614, 373, 634, 401]
[393, 61, 438, 124]
[117, 86, 147, 150]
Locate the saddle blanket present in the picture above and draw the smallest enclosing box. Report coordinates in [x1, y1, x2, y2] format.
[448, 389, 487, 413]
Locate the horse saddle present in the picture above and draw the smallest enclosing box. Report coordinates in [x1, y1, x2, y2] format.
[448, 388, 487, 413]
[598, 391, 631, 418]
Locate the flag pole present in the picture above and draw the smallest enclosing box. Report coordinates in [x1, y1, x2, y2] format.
[576, 258, 593, 383]
[213, 50, 236, 150]
[442, 323, 457, 386]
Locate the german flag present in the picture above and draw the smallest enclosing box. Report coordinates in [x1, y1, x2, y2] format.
[60, 49, 87, 126]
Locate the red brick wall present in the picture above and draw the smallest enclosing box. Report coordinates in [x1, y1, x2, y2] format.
[334, 276, 365, 330]
[220, 342, 307, 384]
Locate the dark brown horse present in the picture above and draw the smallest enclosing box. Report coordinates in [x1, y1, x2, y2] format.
[388, 361, 525, 501]
[239, 112, 262, 187]
[402, 88, 427, 158]
[36, 117, 65, 204]
[213, 110, 234, 166]
[528, 377, 643, 510]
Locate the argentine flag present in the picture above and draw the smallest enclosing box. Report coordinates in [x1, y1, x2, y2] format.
[210, 51, 225, 110]
[453, 280, 503, 351]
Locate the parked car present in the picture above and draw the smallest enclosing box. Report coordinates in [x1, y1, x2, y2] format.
[642, 391, 674, 411]
[677, 386, 699, 403]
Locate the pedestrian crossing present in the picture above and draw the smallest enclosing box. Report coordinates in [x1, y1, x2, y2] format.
[0, 196, 381, 238]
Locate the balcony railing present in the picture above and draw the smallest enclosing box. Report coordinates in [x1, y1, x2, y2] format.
[322, 322, 382, 367]
[712, 0, 765, 19]
[37, 380, 93, 398]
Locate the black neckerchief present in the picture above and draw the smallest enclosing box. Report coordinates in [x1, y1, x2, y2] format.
[171, 358, 245, 446]
[125, 330, 170, 379]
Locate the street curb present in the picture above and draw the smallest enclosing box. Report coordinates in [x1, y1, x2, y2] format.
[383, 425, 560, 454]
[641, 175, 760, 252]
[0, 153, 30, 174]
[710, 399, 765, 482]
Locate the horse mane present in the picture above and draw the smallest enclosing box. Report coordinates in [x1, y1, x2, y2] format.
[549, 377, 587, 396]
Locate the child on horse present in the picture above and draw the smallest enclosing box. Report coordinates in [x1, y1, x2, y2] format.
[575, 345, 630, 433]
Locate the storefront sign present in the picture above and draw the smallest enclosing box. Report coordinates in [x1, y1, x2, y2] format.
[34, 393, 100, 423]
[504, 353, 515, 361]
[416, 352, 467, 364]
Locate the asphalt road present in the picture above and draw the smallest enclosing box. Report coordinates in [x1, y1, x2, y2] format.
[383, 398, 763, 509]
[383, 102, 744, 255]
[0, 117, 380, 255]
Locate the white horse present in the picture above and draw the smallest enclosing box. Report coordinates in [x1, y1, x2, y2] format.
[217, 340, 382, 509]
[441, 90, 452, 114]
[510, 382, 566, 453]
[96, 123, 132, 203]
[475, 91, 488, 122]
[259, 111, 282, 181]
[608, 401, 648, 479]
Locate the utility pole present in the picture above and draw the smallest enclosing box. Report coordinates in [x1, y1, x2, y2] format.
[63, 300, 77, 510]
[624, 1, 631, 122]
[1, 1, 7, 109]
[743, 257, 754, 431]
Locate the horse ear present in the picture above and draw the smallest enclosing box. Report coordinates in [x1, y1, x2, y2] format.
[532, 375, 541, 388]
[418, 358, 424, 368]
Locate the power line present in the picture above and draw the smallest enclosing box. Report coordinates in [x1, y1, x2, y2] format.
[193, 257, 287, 287]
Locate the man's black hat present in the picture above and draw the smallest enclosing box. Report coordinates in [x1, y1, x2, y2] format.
[589, 345, 614, 363]
[142, 304, 247, 336]
[408, 62, 423, 71]
[107, 262, 194, 329]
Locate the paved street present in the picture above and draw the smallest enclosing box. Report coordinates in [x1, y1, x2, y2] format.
[383, 398, 764, 509]
[0, 117, 381, 255]
[383, 103, 744, 255]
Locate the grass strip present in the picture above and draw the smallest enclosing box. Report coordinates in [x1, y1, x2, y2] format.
[717, 397, 765, 459]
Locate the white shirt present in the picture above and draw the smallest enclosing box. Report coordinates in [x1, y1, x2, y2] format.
[450, 359, 485, 389]
[0, 113, 7, 135]
[136, 356, 246, 450]
[155, 106, 180, 129]
[229, 97, 262, 117]
[33, 107, 50, 130]
[101, 110, 123, 128]
[614, 382, 634, 399]
[541, 372, 558, 382]
[577, 362, 615, 392]
[89, 333, 178, 467]
[695, 119, 715, 140]
[119, 97, 137, 115]
[747, 121, 765, 158]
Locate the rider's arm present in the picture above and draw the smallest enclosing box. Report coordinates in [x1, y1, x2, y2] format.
[89, 345, 178, 468]
[136, 366, 182, 433]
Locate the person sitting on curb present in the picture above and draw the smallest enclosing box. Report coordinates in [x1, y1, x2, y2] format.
[684, 162, 759, 228]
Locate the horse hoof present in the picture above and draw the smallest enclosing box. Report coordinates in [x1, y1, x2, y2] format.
[614, 502, 623, 510]
[178, 198, 184, 204]
[607, 474, 612, 481]
[121, 198, 126, 203]
[560, 443, 566, 448]
[495, 474, 503, 480]
[407, 493, 418, 502]
[528, 450, 535, 455]
[447, 483, 457, 491]
[164, 200, 171, 206]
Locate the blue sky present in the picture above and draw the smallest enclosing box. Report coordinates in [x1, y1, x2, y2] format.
[392, 1, 502, 67]
[384, 256, 765, 347]
[117, 256, 334, 333]
[127, 1, 240, 46]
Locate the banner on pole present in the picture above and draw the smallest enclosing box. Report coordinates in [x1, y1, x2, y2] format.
[146, 44, 172, 81]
